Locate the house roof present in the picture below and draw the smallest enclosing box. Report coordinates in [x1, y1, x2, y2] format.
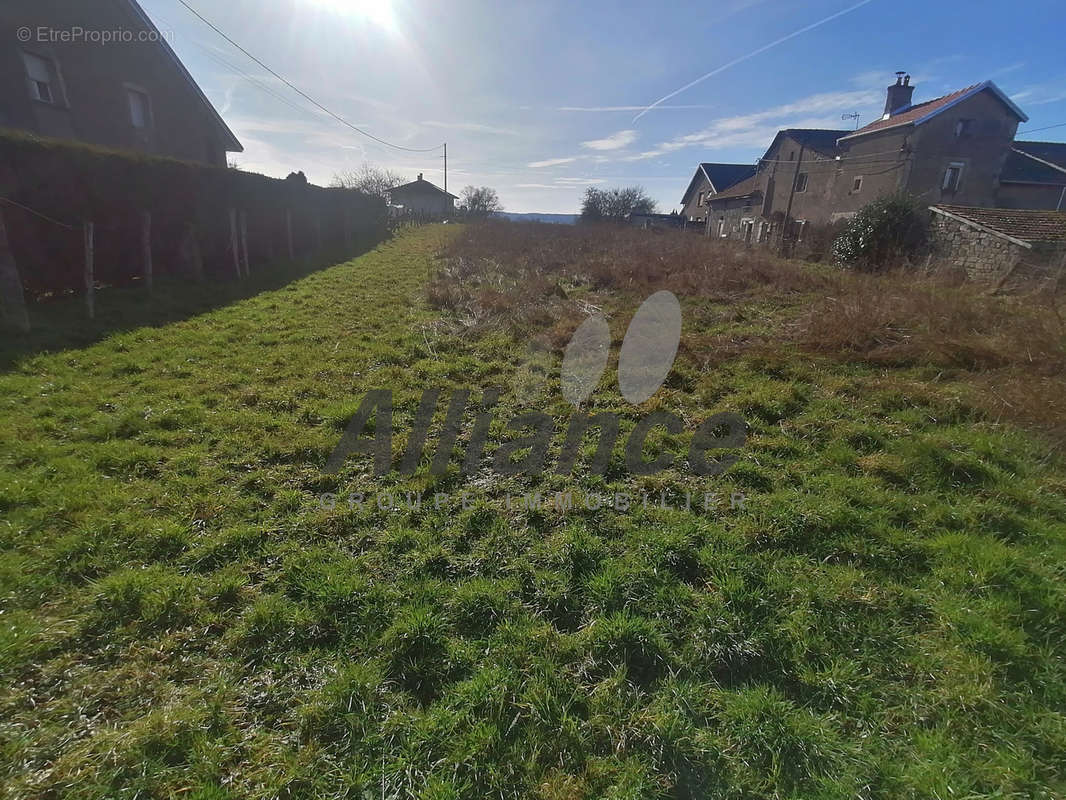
[1012, 141, 1066, 168]
[765, 128, 851, 159]
[707, 173, 762, 202]
[389, 176, 458, 199]
[930, 204, 1066, 247]
[1001, 150, 1066, 185]
[840, 81, 1028, 142]
[124, 0, 243, 153]
[1001, 141, 1066, 185]
[680, 163, 757, 205]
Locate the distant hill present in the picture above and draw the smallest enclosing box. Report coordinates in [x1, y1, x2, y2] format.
[494, 212, 578, 225]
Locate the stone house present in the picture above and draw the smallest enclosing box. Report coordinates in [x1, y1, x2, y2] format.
[929, 204, 1066, 282]
[679, 162, 757, 225]
[705, 74, 1039, 243]
[387, 173, 456, 218]
[998, 142, 1066, 211]
[0, 0, 241, 165]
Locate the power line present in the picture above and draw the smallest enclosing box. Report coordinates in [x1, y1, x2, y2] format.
[1017, 121, 1066, 136]
[174, 0, 444, 154]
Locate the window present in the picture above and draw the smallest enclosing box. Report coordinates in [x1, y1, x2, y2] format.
[788, 150, 796, 161]
[127, 87, 151, 129]
[697, 191, 704, 207]
[954, 119, 973, 139]
[718, 217, 725, 237]
[852, 176, 863, 193]
[23, 52, 57, 104]
[942, 162, 964, 193]
[795, 173, 808, 193]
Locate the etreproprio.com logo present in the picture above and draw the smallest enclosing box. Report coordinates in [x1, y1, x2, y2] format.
[325, 290, 747, 479]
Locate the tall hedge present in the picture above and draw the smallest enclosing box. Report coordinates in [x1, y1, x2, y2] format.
[0, 129, 386, 297]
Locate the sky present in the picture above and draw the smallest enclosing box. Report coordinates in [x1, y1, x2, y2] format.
[140, 0, 1066, 214]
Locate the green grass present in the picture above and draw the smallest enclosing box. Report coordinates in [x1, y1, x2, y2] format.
[1, 225, 1065, 798]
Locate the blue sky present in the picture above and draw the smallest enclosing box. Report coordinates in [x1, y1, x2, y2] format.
[141, 0, 1066, 213]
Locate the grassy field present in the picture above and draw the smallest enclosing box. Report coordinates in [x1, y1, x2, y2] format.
[1, 223, 1065, 799]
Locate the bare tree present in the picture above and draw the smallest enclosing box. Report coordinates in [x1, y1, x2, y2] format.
[458, 186, 503, 216]
[580, 186, 656, 222]
[331, 163, 405, 199]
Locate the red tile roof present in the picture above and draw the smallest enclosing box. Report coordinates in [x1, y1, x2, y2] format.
[845, 85, 979, 138]
[840, 80, 1027, 141]
[931, 205, 1066, 244]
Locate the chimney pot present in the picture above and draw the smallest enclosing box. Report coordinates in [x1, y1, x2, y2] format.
[884, 72, 915, 117]
[418, 172, 423, 180]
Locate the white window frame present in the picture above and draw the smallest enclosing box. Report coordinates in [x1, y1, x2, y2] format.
[697, 191, 704, 207]
[741, 217, 754, 243]
[125, 84, 153, 130]
[851, 176, 863, 193]
[22, 51, 64, 106]
[718, 217, 726, 238]
[795, 172, 808, 193]
[942, 162, 964, 193]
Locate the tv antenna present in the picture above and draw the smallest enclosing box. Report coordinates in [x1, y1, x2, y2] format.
[842, 112, 861, 130]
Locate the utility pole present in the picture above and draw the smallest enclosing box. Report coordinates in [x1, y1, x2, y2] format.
[780, 143, 805, 258]
[443, 143, 447, 193]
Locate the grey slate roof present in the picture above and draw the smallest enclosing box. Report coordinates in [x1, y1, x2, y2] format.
[680, 163, 758, 205]
[776, 128, 852, 157]
[389, 177, 458, 199]
[1001, 142, 1066, 185]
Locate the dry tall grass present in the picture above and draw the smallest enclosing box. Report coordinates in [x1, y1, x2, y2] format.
[435, 221, 1066, 443]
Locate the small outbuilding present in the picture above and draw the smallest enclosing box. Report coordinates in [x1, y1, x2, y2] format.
[387, 173, 457, 219]
[929, 204, 1066, 283]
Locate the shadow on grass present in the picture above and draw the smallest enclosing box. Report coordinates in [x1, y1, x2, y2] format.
[0, 243, 382, 371]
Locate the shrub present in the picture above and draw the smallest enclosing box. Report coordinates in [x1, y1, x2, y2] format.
[832, 193, 930, 271]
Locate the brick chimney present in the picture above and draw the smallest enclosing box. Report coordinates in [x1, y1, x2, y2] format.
[883, 72, 914, 118]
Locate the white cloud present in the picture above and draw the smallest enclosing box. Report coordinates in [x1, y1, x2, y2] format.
[528, 156, 579, 168]
[622, 88, 882, 161]
[516, 183, 565, 189]
[581, 129, 638, 151]
[1011, 81, 1066, 106]
[555, 177, 606, 185]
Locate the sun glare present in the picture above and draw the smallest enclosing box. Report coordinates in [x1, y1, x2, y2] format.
[310, 0, 397, 31]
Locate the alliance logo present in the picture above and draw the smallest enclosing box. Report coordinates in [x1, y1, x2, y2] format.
[325, 291, 746, 477]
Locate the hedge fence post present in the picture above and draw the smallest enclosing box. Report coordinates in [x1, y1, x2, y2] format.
[229, 208, 241, 279]
[83, 221, 95, 320]
[0, 208, 30, 332]
[141, 211, 153, 293]
[286, 210, 294, 260]
[180, 225, 204, 281]
[239, 210, 250, 277]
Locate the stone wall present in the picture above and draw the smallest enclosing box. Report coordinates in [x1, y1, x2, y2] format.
[930, 215, 1025, 281]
